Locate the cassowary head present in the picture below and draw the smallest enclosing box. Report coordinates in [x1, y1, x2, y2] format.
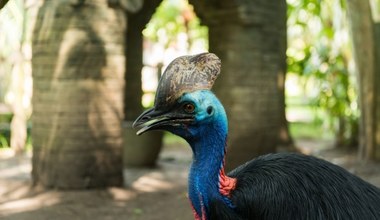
[133, 53, 227, 142]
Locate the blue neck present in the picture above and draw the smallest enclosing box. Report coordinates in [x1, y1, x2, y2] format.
[187, 115, 229, 219]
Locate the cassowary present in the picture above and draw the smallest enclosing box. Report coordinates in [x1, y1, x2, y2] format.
[133, 53, 380, 220]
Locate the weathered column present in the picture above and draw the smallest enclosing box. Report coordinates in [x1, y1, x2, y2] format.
[123, 0, 164, 167]
[32, 0, 126, 188]
[190, 1, 288, 170]
[347, 0, 380, 161]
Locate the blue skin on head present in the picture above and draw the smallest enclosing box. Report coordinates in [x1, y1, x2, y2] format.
[170, 91, 226, 136]
[166, 90, 232, 218]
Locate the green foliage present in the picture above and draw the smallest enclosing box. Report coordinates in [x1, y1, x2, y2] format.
[287, 0, 358, 146]
[290, 121, 334, 140]
[0, 133, 10, 148]
[143, 0, 208, 50]
[0, 113, 11, 148]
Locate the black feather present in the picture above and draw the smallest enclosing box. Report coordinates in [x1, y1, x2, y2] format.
[210, 153, 380, 220]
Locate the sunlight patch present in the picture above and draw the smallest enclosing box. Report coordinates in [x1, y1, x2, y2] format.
[0, 192, 60, 216]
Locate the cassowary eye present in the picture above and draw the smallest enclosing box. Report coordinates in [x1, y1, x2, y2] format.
[207, 106, 213, 115]
[183, 103, 195, 113]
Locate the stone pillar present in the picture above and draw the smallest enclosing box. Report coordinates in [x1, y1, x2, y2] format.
[190, 0, 287, 170]
[123, 0, 163, 167]
[32, 0, 125, 188]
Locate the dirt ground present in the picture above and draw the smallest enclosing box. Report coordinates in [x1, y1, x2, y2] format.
[0, 140, 379, 220]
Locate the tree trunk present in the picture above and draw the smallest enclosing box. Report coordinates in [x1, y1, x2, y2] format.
[346, 0, 380, 160]
[123, 0, 163, 167]
[32, 0, 125, 188]
[190, 0, 289, 170]
[124, 0, 162, 120]
[277, 0, 294, 151]
[9, 0, 30, 154]
[373, 0, 380, 160]
[374, 22, 380, 159]
[124, 15, 143, 121]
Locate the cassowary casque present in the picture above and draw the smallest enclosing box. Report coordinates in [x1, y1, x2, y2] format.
[133, 53, 380, 220]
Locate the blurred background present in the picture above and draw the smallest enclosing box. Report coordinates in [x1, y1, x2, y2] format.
[0, 0, 379, 219]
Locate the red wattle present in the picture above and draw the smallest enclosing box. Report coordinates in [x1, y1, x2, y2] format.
[219, 168, 237, 197]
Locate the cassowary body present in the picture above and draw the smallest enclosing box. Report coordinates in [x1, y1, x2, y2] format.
[216, 152, 380, 219]
[134, 53, 380, 220]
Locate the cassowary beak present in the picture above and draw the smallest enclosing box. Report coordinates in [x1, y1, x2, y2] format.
[132, 108, 194, 135]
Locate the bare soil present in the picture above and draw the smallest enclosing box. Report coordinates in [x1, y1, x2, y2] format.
[1, 140, 379, 220]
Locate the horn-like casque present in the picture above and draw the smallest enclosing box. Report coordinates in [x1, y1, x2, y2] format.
[154, 52, 221, 110]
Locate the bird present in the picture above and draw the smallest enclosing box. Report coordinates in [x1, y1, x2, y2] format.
[133, 53, 380, 220]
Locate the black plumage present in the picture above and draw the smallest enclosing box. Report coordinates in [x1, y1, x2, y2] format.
[210, 153, 380, 220]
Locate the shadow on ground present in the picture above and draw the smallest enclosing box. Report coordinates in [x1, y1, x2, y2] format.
[0, 144, 193, 220]
[0, 140, 379, 220]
